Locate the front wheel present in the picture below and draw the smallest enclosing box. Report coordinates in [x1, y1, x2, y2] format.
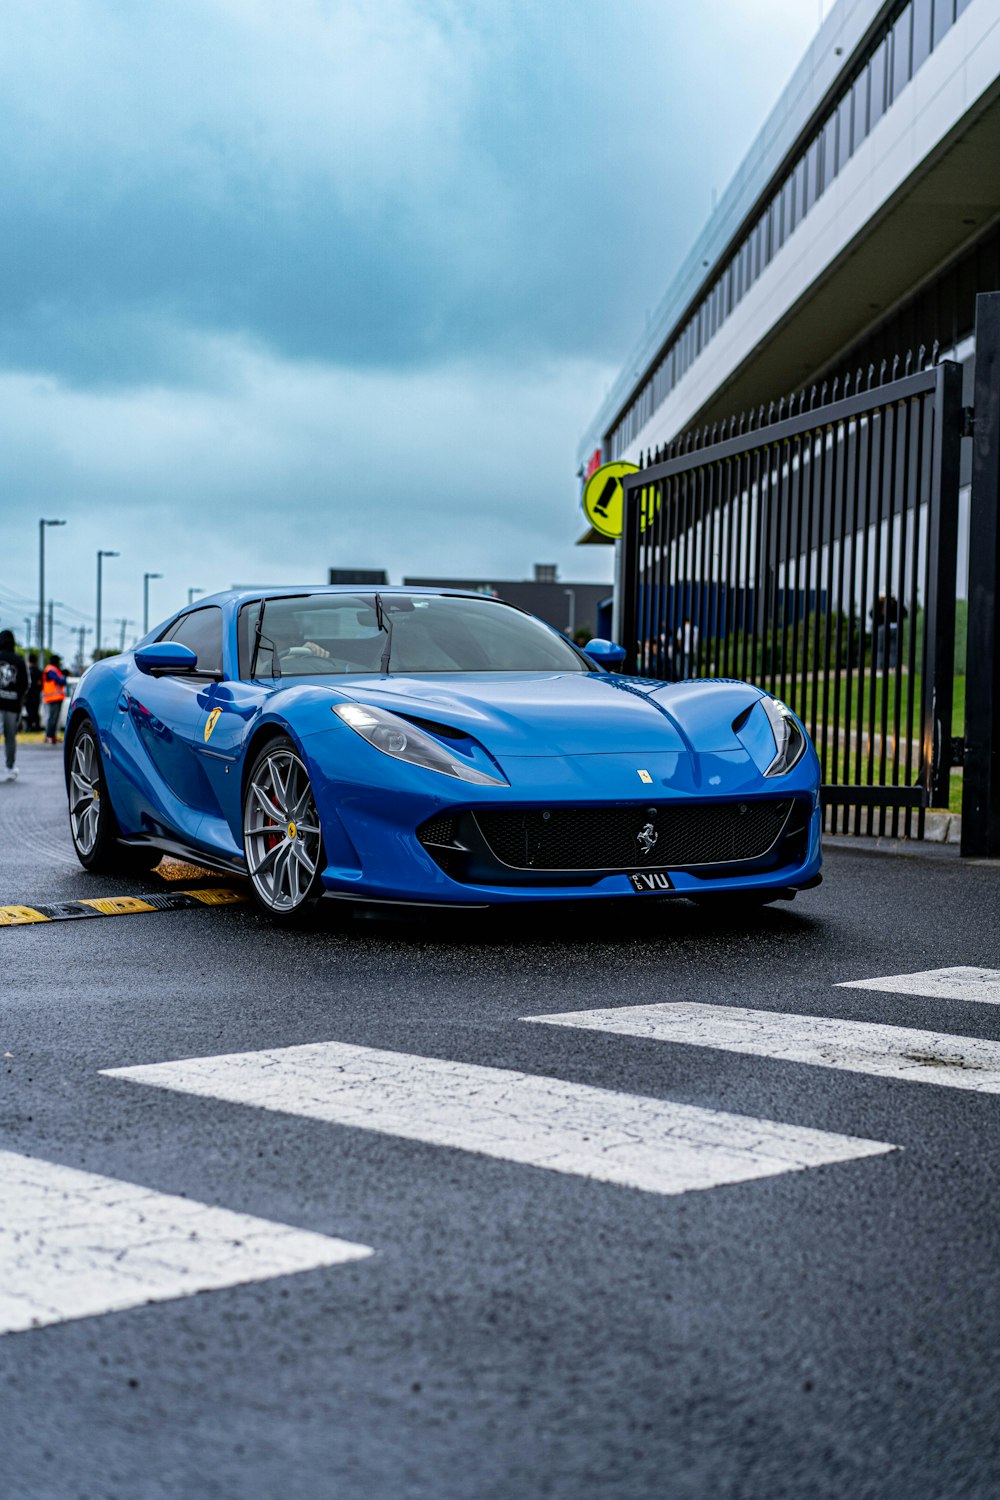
[243, 737, 325, 921]
[67, 721, 162, 875]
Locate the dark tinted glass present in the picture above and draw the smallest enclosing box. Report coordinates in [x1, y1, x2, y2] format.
[892, 5, 912, 100]
[851, 71, 869, 153]
[912, 0, 932, 68]
[821, 111, 838, 190]
[837, 94, 853, 172]
[805, 136, 820, 214]
[167, 607, 223, 675]
[241, 595, 590, 677]
[933, 0, 955, 46]
[869, 37, 887, 127]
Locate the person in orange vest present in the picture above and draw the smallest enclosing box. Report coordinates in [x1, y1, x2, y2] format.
[42, 654, 67, 744]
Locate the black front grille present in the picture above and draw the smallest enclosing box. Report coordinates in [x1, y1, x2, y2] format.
[470, 801, 793, 872]
[419, 813, 458, 846]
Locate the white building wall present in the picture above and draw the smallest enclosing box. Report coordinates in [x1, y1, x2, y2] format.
[613, 0, 1000, 466]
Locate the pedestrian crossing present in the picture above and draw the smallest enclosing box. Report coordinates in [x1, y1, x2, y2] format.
[101, 1040, 896, 1197]
[525, 1003, 1000, 1093]
[3, 964, 998, 1339]
[836, 965, 1000, 1005]
[0, 1149, 371, 1337]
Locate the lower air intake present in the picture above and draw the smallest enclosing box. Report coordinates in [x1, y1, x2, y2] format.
[471, 801, 793, 872]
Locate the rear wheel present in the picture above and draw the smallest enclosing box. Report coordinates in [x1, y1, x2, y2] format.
[243, 737, 325, 921]
[67, 721, 162, 875]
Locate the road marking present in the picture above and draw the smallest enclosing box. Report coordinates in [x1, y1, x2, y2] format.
[0, 1149, 372, 1337]
[526, 1003, 1000, 1094]
[103, 1042, 894, 1198]
[836, 966, 1000, 1006]
[0, 888, 246, 926]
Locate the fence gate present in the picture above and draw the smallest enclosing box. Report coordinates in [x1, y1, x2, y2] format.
[619, 358, 964, 839]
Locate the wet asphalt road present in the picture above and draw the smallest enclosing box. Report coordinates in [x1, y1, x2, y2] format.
[2, 741, 999, 1500]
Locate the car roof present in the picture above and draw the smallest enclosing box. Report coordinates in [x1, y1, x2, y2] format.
[184, 585, 505, 609]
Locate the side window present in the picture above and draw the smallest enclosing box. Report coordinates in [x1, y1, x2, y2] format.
[167, 606, 224, 676]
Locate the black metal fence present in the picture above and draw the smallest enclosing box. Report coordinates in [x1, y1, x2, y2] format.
[620, 355, 963, 839]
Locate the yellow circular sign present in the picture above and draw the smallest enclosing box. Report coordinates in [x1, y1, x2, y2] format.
[582, 461, 659, 539]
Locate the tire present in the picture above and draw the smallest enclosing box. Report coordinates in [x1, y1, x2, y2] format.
[67, 720, 162, 876]
[242, 736, 326, 922]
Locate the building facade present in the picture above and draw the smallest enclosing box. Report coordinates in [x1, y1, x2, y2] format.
[402, 567, 612, 641]
[578, 0, 1000, 494]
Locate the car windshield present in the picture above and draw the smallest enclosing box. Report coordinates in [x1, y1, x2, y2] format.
[239, 593, 591, 677]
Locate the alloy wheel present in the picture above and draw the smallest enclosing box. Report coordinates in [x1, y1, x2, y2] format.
[244, 748, 323, 912]
[69, 730, 103, 856]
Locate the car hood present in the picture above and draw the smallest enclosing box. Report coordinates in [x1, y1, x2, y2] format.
[331, 672, 765, 757]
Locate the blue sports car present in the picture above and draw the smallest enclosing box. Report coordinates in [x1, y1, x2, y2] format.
[64, 587, 822, 920]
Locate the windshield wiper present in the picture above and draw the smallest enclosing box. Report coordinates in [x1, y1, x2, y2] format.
[375, 592, 393, 673]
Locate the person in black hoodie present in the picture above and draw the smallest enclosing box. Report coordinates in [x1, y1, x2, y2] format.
[0, 629, 28, 783]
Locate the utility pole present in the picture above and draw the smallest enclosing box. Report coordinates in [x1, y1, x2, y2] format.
[143, 572, 163, 634]
[38, 519, 66, 652]
[76, 625, 90, 674]
[117, 618, 134, 652]
[23, 617, 33, 650]
[96, 549, 120, 655]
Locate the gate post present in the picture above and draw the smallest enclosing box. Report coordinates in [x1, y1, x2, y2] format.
[924, 360, 962, 812]
[619, 475, 641, 671]
[962, 292, 1000, 857]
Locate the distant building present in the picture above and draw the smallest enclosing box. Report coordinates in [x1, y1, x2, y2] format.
[402, 564, 613, 640]
[328, 568, 388, 586]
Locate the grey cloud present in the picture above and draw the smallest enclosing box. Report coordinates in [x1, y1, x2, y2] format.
[0, 0, 818, 388]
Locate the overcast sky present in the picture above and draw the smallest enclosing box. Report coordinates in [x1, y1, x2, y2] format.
[0, 0, 825, 660]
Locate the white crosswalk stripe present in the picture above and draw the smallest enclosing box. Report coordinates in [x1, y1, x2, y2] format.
[836, 965, 1000, 1005]
[526, 1003, 1000, 1093]
[102, 1040, 895, 1198]
[0, 1149, 372, 1338]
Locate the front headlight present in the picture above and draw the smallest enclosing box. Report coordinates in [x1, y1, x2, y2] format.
[333, 702, 507, 786]
[760, 697, 807, 777]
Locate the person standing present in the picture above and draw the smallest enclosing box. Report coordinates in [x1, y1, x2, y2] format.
[0, 629, 28, 782]
[23, 652, 42, 731]
[42, 654, 67, 744]
[676, 616, 699, 678]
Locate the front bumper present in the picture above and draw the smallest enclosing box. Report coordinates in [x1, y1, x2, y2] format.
[304, 741, 823, 907]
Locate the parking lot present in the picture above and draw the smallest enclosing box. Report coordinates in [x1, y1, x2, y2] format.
[3, 742, 999, 1500]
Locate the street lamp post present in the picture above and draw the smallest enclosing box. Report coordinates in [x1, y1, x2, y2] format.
[187, 587, 204, 606]
[96, 550, 120, 656]
[563, 588, 576, 635]
[47, 600, 63, 655]
[38, 519, 66, 654]
[143, 572, 163, 634]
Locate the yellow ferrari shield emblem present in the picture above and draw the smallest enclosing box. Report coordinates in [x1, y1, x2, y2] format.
[204, 708, 223, 742]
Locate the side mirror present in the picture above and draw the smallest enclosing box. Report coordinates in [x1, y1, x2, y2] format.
[583, 638, 627, 668]
[135, 642, 198, 676]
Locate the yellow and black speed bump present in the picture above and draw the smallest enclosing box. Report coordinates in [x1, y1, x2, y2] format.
[0, 888, 247, 926]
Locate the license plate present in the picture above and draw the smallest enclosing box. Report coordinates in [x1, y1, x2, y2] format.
[627, 871, 673, 893]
